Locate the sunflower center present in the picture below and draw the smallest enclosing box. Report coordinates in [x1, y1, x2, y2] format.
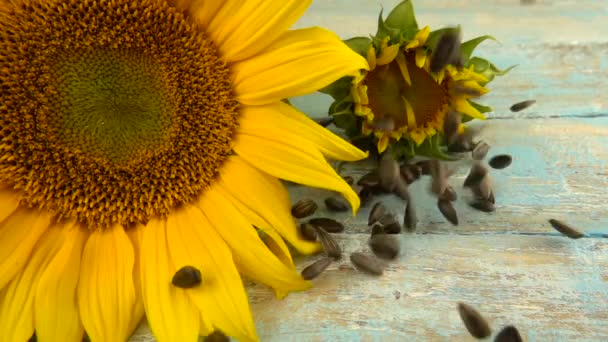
[364, 52, 449, 130]
[0, 0, 239, 227]
[54, 49, 173, 164]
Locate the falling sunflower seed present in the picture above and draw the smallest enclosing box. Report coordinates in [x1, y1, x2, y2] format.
[314, 226, 342, 259]
[291, 199, 318, 218]
[378, 152, 400, 192]
[324, 196, 349, 212]
[393, 177, 411, 201]
[437, 199, 458, 225]
[357, 172, 381, 188]
[548, 219, 585, 239]
[430, 30, 462, 73]
[443, 111, 462, 145]
[439, 186, 458, 202]
[510, 99, 536, 112]
[368, 201, 387, 226]
[415, 160, 433, 175]
[300, 223, 318, 241]
[400, 164, 422, 184]
[370, 222, 385, 236]
[358, 186, 374, 207]
[369, 234, 400, 260]
[350, 252, 384, 276]
[203, 330, 230, 342]
[463, 162, 488, 188]
[309, 217, 345, 233]
[430, 160, 448, 197]
[457, 302, 492, 339]
[472, 141, 490, 160]
[488, 154, 512, 170]
[471, 173, 493, 201]
[494, 325, 523, 342]
[404, 198, 417, 232]
[469, 200, 496, 213]
[301, 257, 333, 280]
[172, 266, 202, 289]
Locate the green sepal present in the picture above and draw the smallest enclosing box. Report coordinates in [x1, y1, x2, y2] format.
[468, 56, 516, 85]
[384, 0, 418, 33]
[343, 36, 373, 57]
[414, 134, 461, 161]
[468, 100, 493, 114]
[328, 95, 353, 115]
[319, 76, 354, 101]
[391, 139, 416, 162]
[332, 111, 360, 138]
[460, 35, 497, 63]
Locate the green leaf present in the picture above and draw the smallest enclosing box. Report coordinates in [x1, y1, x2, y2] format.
[319, 76, 353, 101]
[467, 57, 516, 86]
[342, 36, 372, 57]
[374, 8, 400, 43]
[414, 134, 461, 161]
[468, 56, 491, 73]
[385, 0, 418, 32]
[468, 100, 493, 114]
[460, 35, 497, 63]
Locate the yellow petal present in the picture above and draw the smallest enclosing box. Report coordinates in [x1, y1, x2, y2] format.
[376, 44, 400, 66]
[410, 130, 427, 146]
[178, 0, 223, 27]
[0, 186, 20, 223]
[453, 97, 487, 120]
[206, 0, 311, 62]
[238, 102, 368, 162]
[35, 222, 87, 342]
[0, 224, 65, 342]
[403, 96, 417, 130]
[395, 52, 411, 86]
[377, 135, 389, 153]
[140, 218, 200, 342]
[166, 205, 258, 342]
[366, 45, 377, 71]
[78, 224, 142, 342]
[233, 27, 368, 106]
[416, 26, 431, 45]
[196, 186, 312, 294]
[125, 225, 145, 335]
[0, 207, 50, 291]
[415, 49, 427, 69]
[233, 133, 360, 215]
[214, 156, 321, 255]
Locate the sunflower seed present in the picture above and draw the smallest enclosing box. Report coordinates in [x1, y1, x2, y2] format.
[291, 199, 318, 218]
[324, 196, 349, 212]
[172, 266, 202, 288]
[548, 219, 584, 239]
[494, 325, 523, 342]
[404, 198, 417, 232]
[400, 164, 422, 184]
[471, 174, 493, 202]
[472, 141, 490, 160]
[301, 257, 333, 280]
[443, 111, 462, 145]
[437, 199, 458, 225]
[463, 162, 488, 188]
[369, 234, 400, 260]
[368, 201, 387, 226]
[370, 222, 385, 235]
[430, 160, 448, 196]
[314, 116, 334, 127]
[393, 177, 411, 201]
[415, 160, 433, 175]
[488, 190, 496, 204]
[457, 302, 492, 339]
[350, 252, 384, 276]
[430, 31, 461, 73]
[203, 330, 230, 342]
[357, 172, 380, 187]
[383, 221, 402, 234]
[343, 175, 354, 185]
[379, 212, 397, 226]
[314, 226, 342, 259]
[452, 84, 483, 98]
[358, 186, 374, 207]
[489, 154, 512, 169]
[378, 152, 400, 191]
[300, 223, 318, 241]
[439, 186, 457, 202]
[510, 99, 536, 112]
[308, 217, 345, 233]
[469, 200, 496, 212]
[372, 117, 395, 131]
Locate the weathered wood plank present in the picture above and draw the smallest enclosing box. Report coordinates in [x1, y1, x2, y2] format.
[289, 118, 608, 235]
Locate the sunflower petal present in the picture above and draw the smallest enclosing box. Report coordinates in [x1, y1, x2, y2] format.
[233, 27, 368, 106]
[35, 222, 87, 342]
[0, 225, 65, 342]
[233, 133, 360, 215]
[415, 49, 427, 68]
[367, 45, 377, 71]
[125, 225, 145, 334]
[78, 224, 142, 342]
[215, 156, 321, 255]
[179, 0, 223, 27]
[140, 218, 200, 342]
[196, 186, 312, 294]
[377, 135, 390, 154]
[376, 44, 400, 66]
[453, 97, 487, 120]
[0, 208, 50, 291]
[396, 52, 411, 86]
[0, 187, 19, 223]
[206, 0, 311, 62]
[166, 205, 258, 342]
[239, 102, 368, 162]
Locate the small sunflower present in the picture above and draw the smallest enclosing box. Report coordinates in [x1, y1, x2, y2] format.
[321, 0, 513, 160]
[0, 1, 369, 341]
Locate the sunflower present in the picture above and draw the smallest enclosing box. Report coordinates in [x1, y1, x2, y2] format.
[321, 0, 512, 160]
[0, 0, 369, 341]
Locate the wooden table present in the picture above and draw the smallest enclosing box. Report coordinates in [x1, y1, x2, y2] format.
[132, 1, 608, 341]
